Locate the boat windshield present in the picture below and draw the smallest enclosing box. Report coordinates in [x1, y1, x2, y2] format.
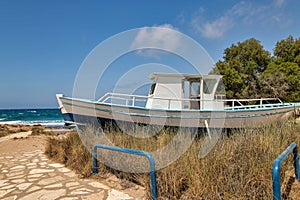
[203, 79, 217, 94]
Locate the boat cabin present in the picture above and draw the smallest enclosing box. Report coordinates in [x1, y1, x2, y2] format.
[145, 73, 224, 110]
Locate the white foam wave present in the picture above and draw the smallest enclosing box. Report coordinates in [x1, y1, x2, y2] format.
[27, 110, 37, 113]
[0, 120, 65, 127]
[0, 120, 23, 125]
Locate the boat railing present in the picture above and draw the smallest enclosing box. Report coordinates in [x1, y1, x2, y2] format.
[224, 98, 284, 110]
[98, 92, 223, 109]
[98, 93, 285, 110]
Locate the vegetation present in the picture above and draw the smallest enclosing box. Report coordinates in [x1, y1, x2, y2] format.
[45, 131, 94, 178]
[0, 124, 30, 137]
[214, 35, 300, 102]
[45, 119, 300, 199]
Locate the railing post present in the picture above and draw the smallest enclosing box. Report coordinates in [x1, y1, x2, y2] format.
[132, 96, 135, 107]
[272, 142, 300, 200]
[260, 99, 263, 108]
[294, 147, 299, 180]
[93, 146, 98, 174]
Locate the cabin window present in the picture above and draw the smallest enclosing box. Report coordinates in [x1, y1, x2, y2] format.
[191, 82, 200, 96]
[149, 83, 156, 95]
[203, 79, 217, 94]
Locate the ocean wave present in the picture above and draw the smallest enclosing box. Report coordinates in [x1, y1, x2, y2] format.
[0, 118, 5, 121]
[0, 120, 66, 128]
[0, 120, 23, 125]
[27, 110, 37, 113]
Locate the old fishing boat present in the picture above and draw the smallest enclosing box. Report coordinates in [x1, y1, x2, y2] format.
[56, 73, 300, 128]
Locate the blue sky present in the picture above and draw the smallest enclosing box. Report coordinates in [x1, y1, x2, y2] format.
[0, 0, 300, 109]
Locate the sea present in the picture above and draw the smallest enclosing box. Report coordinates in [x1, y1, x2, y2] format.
[0, 109, 65, 128]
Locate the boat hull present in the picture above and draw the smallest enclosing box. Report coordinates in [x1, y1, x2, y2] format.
[58, 96, 296, 129]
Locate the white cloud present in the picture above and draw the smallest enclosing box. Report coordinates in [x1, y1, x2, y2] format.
[132, 24, 180, 51]
[131, 24, 182, 58]
[192, 16, 232, 39]
[190, 1, 289, 39]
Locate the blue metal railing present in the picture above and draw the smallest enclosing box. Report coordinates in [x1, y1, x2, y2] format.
[272, 142, 300, 200]
[93, 144, 157, 200]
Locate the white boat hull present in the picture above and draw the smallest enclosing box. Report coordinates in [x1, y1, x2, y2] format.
[58, 96, 297, 129]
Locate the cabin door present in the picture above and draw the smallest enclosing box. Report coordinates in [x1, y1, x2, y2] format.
[189, 81, 201, 109]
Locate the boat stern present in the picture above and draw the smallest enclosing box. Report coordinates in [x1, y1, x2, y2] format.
[56, 94, 74, 126]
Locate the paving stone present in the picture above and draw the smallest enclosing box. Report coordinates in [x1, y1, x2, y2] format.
[23, 153, 34, 157]
[7, 171, 24, 177]
[10, 190, 23, 195]
[107, 189, 133, 200]
[0, 180, 8, 185]
[64, 172, 76, 178]
[82, 190, 106, 200]
[26, 186, 41, 193]
[0, 184, 16, 190]
[70, 188, 91, 195]
[11, 179, 26, 184]
[26, 163, 36, 166]
[7, 175, 25, 180]
[10, 165, 25, 171]
[29, 168, 54, 174]
[60, 197, 79, 200]
[32, 158, 39, 162]
[44, 183, 63, 189]
[65, 182, 80, 187]
[28, 178, 39, 182]
[57, 168, 71, 173]
[0, 189, 15, 198]
[2, 195, 17, 200]
[16, 183, 32, 190]
[48, 163, 64, 168]
[37, 176, 64, 185]
[27, 173, 43, 178]
[48, 172, 58, 177]
[19, 189, 66, 200]
[39, 162, 47, 166]
[88, 181, 110, 190]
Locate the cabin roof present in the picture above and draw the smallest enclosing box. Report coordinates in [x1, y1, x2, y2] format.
[148, 73, 222, 81]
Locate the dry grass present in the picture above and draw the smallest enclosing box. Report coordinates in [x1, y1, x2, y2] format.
[45, 119, 300, 199]
[45, 131, 94, 177]
[0, 124, 31, 137]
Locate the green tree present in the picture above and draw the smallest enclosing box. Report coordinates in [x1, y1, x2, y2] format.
[261, 62, 300, 101]
[274, 35, 300, 66]
[214, 38, 271, 99]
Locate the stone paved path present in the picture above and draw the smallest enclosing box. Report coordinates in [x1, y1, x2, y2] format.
[0, 133, 145, 200]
